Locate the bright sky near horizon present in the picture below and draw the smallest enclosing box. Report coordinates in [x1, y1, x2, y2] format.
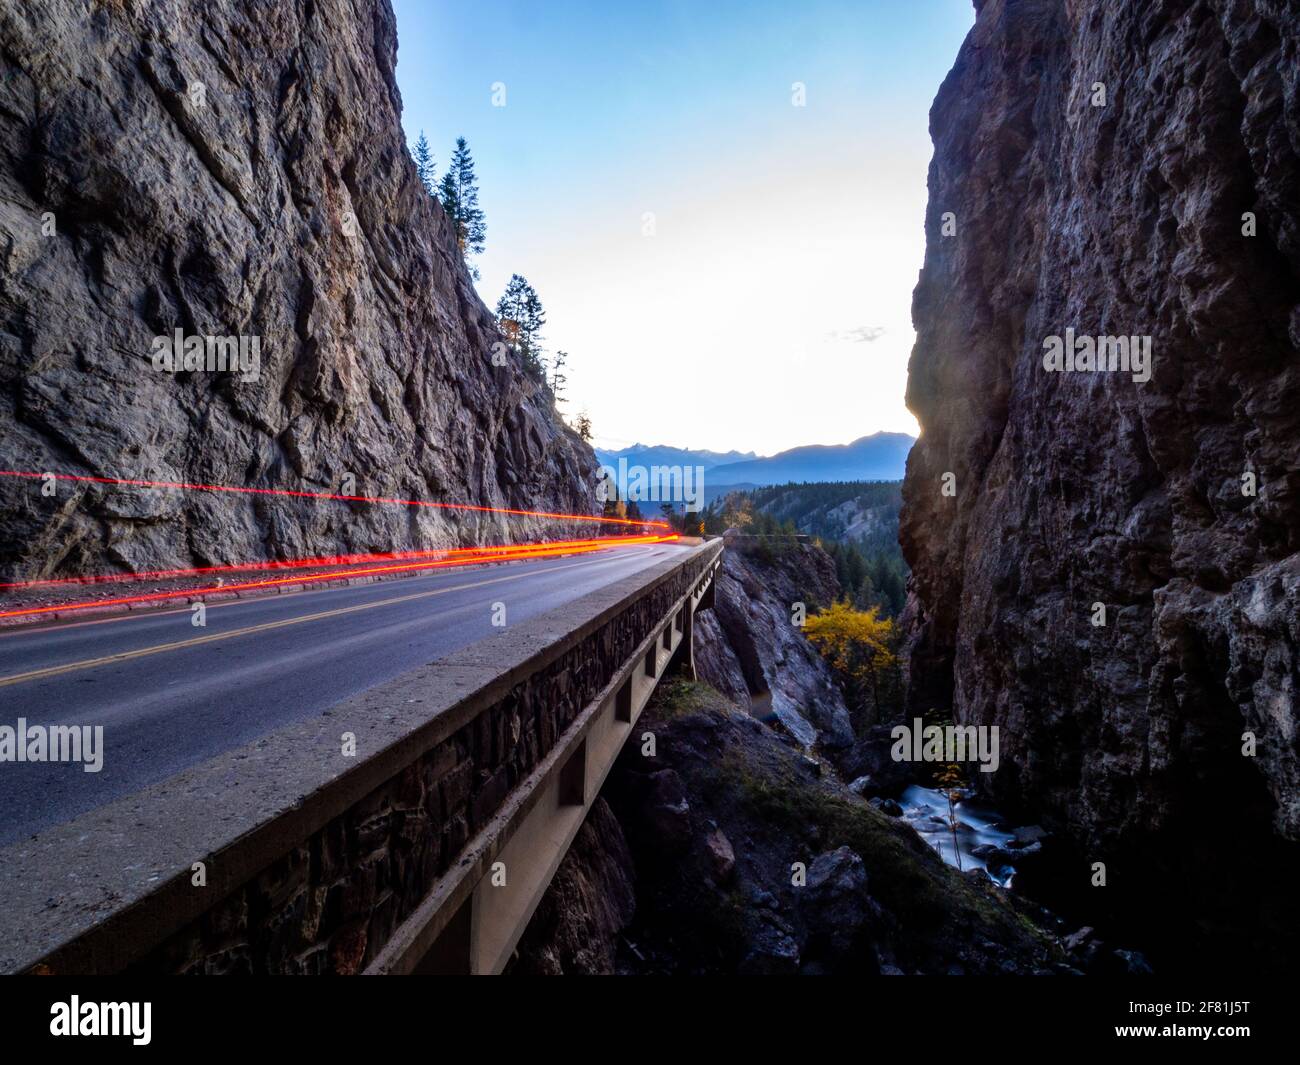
[391, 0, 974, 455]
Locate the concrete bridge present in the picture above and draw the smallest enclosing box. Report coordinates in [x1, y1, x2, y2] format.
[0, 539, 723, 975]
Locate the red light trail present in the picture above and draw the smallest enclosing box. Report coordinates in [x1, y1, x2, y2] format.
[0, 470, 677, 621]
[0, 471, 668, 530]
[0, 534, 664, 591]
[0, 534, 677, 620]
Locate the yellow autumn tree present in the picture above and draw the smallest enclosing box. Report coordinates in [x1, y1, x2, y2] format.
[803, 600, 898, 722]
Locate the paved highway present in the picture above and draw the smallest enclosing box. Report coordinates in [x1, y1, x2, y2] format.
[0, 543, 683, 845]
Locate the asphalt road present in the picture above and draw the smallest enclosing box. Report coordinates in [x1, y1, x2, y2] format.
[0, 543, 682, 846]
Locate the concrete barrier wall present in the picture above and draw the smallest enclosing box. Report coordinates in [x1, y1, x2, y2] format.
[6, 541, 721, 975]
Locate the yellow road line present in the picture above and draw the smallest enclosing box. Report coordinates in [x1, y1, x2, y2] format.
[0, 557, 610, 690]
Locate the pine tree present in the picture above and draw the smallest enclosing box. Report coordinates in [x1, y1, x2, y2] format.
[438, 137, 487, 278]
[412, 132, 435, 195]
[522, 285, 546, 369]
[575, 410, 593, 441]
[601, 475, 626, 534]
[549, 350, 569, 405]
[495, 274, 546, 377]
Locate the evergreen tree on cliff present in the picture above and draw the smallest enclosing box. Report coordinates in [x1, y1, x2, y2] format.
[495, 274, 547, 378]
[549, 350, 569, 405]
[438, 137, 487, 278]
[412, 131, 435, 195]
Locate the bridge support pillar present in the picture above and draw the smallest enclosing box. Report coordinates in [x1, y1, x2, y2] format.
[669, 599, 695, 680]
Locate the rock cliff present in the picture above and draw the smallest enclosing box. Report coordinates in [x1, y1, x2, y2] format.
[694, 535, 855, 750]
[0, 0, 594, 580]
[900, 0, 1300, 965]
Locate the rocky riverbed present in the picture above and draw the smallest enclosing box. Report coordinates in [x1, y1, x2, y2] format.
[897, 784, 1036, 888]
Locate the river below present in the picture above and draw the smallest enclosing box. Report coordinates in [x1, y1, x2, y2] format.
[898, 784, 1043, 888]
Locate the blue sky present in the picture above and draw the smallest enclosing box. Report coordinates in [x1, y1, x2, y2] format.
[391, 0, 974, 454]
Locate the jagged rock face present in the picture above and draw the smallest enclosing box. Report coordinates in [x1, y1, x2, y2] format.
[0, 0, 594, 579]
[901, 0, 1300, 964]
[694, 537, 854, 750]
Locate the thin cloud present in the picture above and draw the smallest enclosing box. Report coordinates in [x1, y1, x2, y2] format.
[829, 326, 887, 344]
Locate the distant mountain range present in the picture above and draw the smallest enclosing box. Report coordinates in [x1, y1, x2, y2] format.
[593, 443, 757, 470]
[597, 433, 914, 490]
[596, 433, 914, 487]
[706, 433, 915, 486]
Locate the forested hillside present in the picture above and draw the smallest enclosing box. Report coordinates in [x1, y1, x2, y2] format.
[701, 481, 907, 617]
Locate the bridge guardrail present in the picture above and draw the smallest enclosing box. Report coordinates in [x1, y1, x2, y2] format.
[0, 539, 723, 975]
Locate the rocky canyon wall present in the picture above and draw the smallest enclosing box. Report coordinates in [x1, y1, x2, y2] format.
[0, 0, 593, 580]
[901, 0, 1300, 965]
[694, 535, 856, 751]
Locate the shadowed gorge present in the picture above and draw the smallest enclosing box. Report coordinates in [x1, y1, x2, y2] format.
[899, 0, 1300, 968]
[0, 0, 1294, 1027]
